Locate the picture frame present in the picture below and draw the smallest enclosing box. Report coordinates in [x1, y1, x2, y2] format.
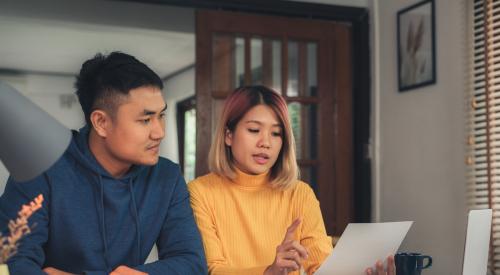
[397, 0, 436, 92]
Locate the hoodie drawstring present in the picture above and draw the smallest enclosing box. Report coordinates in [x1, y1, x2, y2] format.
[128, 178, 142, 265]
[94, 173, 142, 270]
[97, 174, 111, 272]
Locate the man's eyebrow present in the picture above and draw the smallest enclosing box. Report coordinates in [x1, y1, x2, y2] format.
[143, 104, 167, 116]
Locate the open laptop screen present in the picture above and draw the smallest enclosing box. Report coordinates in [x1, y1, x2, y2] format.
[462, 209, 492, 275]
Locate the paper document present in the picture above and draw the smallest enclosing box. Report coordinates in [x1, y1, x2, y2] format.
[315, 221, 413, 275]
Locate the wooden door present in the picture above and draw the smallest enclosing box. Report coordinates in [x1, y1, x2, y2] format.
[195, 10, 353, 236]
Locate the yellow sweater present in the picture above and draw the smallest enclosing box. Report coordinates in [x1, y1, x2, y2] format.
[188, 170, 332, 275]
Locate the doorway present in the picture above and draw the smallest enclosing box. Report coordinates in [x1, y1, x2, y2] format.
[195, 9, 359, 236]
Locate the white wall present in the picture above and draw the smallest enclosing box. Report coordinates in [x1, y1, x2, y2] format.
[374, 0, 468, 274]
[313, 0, 469, 273]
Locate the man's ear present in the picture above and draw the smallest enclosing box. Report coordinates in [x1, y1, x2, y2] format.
[90, 110, 110, 138]
[224, 128, 233, 146]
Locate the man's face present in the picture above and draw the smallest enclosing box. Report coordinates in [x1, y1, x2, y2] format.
[104, 86, 166, 167]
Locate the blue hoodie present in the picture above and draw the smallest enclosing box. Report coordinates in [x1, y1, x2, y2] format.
[0, 126, 207, 274]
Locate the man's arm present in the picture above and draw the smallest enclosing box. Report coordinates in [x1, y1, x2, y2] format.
[0, 175, 50, 275]
[134, 170, 207, 275]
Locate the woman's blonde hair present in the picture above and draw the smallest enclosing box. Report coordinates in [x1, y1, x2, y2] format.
[209, 85, 298, 189]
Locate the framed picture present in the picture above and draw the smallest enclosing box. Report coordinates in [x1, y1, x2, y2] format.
[397, 0, 436, 92]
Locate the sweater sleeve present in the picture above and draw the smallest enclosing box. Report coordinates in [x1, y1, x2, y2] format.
[298, 184, 333, 275]
[0, 175, 50, 275]
[188, 181, 268, 275]
[135, 170, 207, 275]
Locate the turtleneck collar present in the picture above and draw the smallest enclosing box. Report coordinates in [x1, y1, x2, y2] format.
[232, 167, 269, 188]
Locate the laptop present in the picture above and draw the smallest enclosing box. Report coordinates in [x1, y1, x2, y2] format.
[462, 209, 492, 275]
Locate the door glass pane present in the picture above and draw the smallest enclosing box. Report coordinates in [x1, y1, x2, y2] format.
[307, 42, 318, 97]
[236, 37, 245, 87]
[300, 166, 318, 193]
[288, 102, 317, 160]
[212, 34, 282, 93]
[288, 102, 302, 159]
[262, 38, 281, 93]
[251, 38, 263, 85]
[184, 109, 196, 182]
[287, 41, 299, 96]
[272, 40, 282, 94]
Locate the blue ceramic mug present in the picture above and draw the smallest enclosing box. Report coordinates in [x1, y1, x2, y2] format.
[395, 252, 432, 275]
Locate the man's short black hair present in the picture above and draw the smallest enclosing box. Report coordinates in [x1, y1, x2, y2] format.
[75, 52, 163, 125]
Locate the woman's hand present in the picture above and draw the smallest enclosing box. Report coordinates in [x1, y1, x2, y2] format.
[264, 219, 308, 275]
[365, 255, 396, 275]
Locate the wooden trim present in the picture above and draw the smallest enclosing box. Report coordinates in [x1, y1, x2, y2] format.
[351, 10, 371, 222]
[198, 10, 329, 39]
[286, 97, 319, 104]
[316, 23, 336, 235]
[300, 104, 306, 160]
[212, 35, 235, 95]
[333, 24, 354, 233]
[297, 159, 319, 166]
[211, 93, 320, 103]
[120, 0, 367, 22]
[195, 12, 213, 176]
[176, 105, 185, 173]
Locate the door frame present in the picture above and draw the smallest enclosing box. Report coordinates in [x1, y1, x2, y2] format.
[124, 0, 371, 223]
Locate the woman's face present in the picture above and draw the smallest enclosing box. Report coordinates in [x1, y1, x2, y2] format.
[225, 104, 283, 175]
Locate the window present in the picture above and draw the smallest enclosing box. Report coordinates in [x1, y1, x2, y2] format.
[177, 96, 196, 183]
[468, 0, 500, 272]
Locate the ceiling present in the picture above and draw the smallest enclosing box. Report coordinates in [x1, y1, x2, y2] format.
[0, 0, 368, 79]
[0, 0, 195, 79]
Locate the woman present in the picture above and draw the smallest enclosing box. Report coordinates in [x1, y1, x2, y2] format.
[188, 86, 394, 275]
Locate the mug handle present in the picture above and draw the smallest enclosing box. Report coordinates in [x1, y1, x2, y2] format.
[421, 256, 432, 269]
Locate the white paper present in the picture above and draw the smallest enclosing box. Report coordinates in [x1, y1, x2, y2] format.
[315, 221, 413, 275]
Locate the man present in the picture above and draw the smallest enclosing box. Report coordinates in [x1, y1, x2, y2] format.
[0, 52, 207, 275]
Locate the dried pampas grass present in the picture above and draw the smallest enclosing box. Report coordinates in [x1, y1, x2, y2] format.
[0, 194, 44, 264]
